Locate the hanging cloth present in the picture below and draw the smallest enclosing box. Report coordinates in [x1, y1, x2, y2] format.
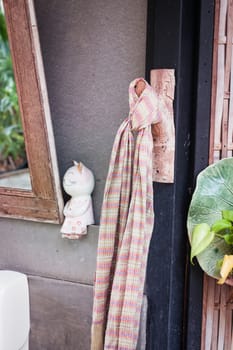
[91, 78, 161, 350]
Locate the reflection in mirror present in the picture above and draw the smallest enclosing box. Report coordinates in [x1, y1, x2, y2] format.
[0, 0, 31, 189]
[0, 0, 63, 223]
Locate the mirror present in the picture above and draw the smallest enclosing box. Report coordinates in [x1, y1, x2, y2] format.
[0, 0, 31, 190]
[0, 0, 63, 223]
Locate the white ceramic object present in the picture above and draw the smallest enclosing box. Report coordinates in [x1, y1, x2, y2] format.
[0, 270, 30, 350]
[61, 161, 95, 239]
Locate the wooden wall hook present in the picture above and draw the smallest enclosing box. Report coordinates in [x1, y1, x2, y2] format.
[150, 69, 175, 183]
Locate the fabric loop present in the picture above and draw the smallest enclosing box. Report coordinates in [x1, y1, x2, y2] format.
[129, 78, 161, 131]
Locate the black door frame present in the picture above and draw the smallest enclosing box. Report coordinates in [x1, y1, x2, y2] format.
[145, 1, 215, 349]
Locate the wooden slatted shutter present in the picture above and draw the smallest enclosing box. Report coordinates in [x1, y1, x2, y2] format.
[202, 1, 233, 349]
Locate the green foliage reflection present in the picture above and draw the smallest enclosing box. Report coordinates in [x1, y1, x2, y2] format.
[0, 2, 26, 172]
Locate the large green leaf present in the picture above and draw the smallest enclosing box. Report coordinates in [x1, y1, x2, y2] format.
[190, 223, 214, 263]
[187, 158, 233, 279]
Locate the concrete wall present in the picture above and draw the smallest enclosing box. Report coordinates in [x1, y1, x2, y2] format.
[0, 1, 147, 348]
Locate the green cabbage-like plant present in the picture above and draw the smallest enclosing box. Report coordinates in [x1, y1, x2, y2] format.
[187, 158, 233, 282]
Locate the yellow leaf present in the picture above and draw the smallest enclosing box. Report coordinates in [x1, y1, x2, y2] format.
[217, 255, 233, 285]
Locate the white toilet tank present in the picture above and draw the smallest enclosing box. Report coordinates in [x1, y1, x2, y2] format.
[0, 271, 30, 350]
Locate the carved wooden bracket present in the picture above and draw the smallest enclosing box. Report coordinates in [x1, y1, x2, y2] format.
[150, 69, 175, 183]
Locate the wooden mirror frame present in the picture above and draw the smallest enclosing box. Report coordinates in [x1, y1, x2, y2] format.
[0, 0, 64, 223]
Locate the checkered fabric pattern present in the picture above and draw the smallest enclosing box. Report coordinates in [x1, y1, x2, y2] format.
[91, 78, 161, 350]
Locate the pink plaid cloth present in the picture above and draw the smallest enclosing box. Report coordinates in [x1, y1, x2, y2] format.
[91, 78, 161, 350]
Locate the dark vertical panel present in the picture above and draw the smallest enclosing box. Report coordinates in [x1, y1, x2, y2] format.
[145, 0, 199, 349]
[186, 1, 215, 350]
[193, 0, 215, 178]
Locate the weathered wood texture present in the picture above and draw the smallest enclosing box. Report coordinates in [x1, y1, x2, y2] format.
[1, 0, 63, 223]
[202, 1, 233, 349]
[202, 275, 233, 350]
[150, 69, 175, 183]
[209, 0, 233, 163]
[28, 275, 93, 350]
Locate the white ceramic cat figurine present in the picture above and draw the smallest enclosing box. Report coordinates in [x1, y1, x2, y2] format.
[61, 161, 95, 239]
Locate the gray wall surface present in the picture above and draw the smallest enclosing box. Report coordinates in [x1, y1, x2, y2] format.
[35, 0, 148, 222]
[0, 1, 147, 348]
